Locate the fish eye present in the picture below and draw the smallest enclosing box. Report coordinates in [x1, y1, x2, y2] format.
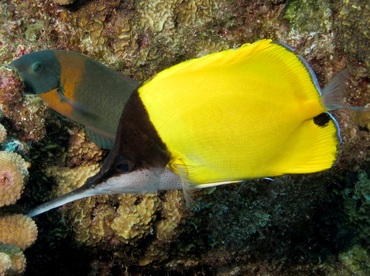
[32, 61, 43, 73]
[114, 156, 135, 174]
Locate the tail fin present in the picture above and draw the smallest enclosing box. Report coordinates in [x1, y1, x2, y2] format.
[322, 69, 370, 112]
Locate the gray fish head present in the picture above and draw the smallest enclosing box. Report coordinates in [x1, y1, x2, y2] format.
[8, 50, 61, 94]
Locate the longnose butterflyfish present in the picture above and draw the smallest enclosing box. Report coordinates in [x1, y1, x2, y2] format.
[8, 50, 139, 149]
[28, 39, 359, 217]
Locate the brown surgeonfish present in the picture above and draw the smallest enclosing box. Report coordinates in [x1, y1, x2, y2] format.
[8, 50, 139, 149]
[27, 39, 368, 217]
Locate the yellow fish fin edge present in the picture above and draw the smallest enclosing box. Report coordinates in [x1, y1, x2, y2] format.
[274, 41, 323, 97]
[142, 39, 273, 84]
[146, 39, 324, 105]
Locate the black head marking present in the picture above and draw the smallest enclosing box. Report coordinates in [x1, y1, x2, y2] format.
[114, 90, 171, 170]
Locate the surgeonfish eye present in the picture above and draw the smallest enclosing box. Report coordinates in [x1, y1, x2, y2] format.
[114, 156, 135, 174]
[31, 61, 43, 73]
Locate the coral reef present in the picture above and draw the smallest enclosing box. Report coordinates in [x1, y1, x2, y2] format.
[53, 0, 76, 5]
[0, 124, 6, 143]
[0, 67, 47, 142]
[0, 151, 28, 207]
[342, 172, 370, 244]
[0, 243, 27, 275]
[324, 244, 370, 274]
[0, 0, 368, 275]
[335, 0, 370, 68]
[284, 0, 333, 33]
[0, 150, 37, 275]
[64, 126, 105, 167]
[44, 164, 185, 265]
[0, 214, 38, 250]
[337, 245, 370, 274]
[138, 190, 184, 266]
[0, 252, 12, 276]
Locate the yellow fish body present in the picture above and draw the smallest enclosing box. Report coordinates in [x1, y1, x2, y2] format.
[28, 39, 345, 217]
[139, 39, 338, 184]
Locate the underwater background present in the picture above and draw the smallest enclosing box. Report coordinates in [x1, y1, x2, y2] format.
[0, 0, 370, 275]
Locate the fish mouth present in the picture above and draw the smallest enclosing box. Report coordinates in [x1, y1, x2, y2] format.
[6, 62, 35, 94]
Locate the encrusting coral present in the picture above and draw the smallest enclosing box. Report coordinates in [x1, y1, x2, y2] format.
[0, 151, 28, 207]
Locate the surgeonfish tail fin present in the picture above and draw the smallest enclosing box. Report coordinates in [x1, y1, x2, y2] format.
[322, 68, 370, 112]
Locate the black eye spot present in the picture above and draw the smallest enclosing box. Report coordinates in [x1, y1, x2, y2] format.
[313, 113, 331, 127]
[114, 156, 135, 174]
[32, 61, 43, 73]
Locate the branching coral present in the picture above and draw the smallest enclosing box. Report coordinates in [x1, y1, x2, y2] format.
[0, 150, 37, 275]
[0, 214, 38, 250]
[45, 164, 101, 197]
[0, 151, 28, 207]
[0, 251, 12, 275]
[0, 243, 27, 275]
[65, 127, 105, 167]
